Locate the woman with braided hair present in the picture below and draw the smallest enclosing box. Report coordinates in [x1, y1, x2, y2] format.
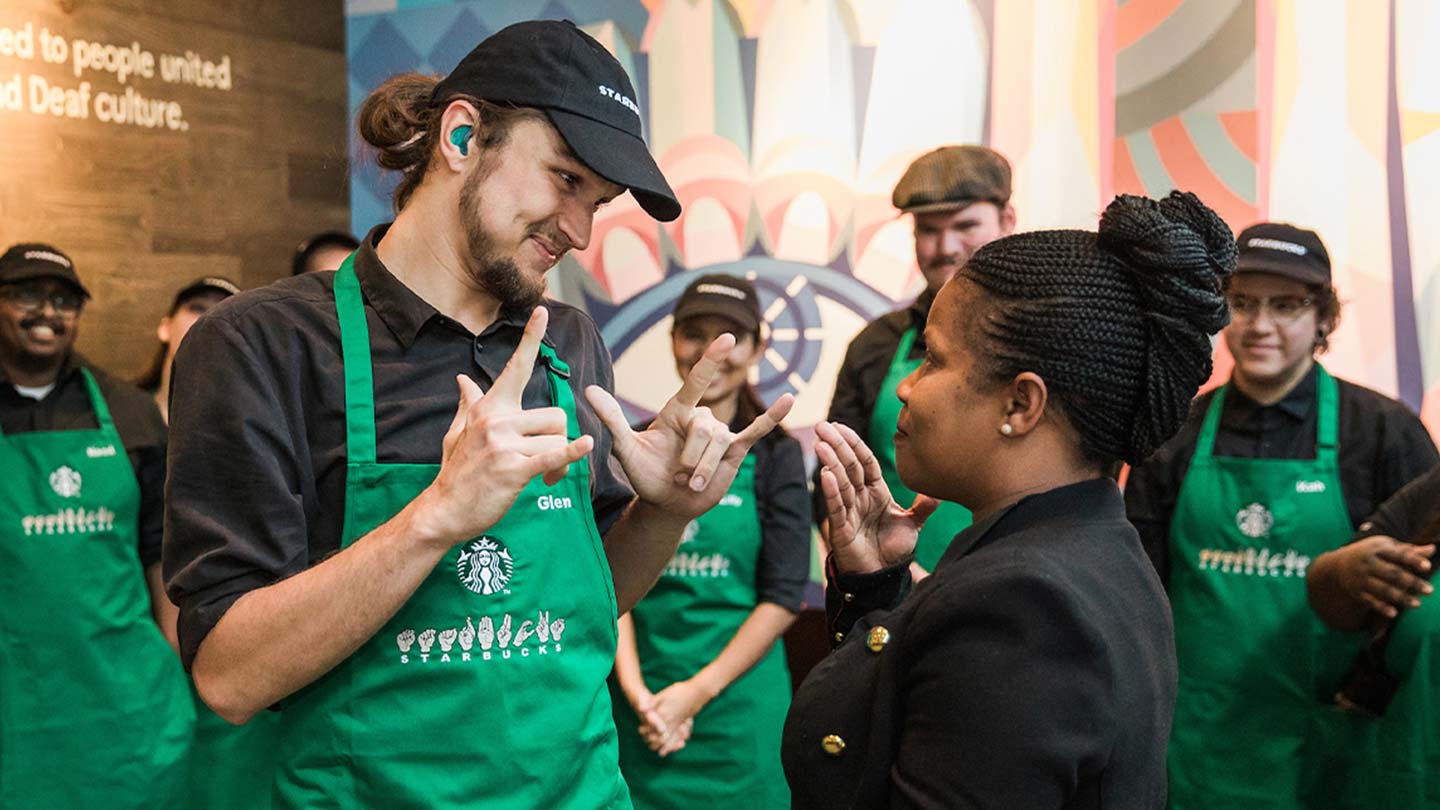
[781, 190, 1235, 809]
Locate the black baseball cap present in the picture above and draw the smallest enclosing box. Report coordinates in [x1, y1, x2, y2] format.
[430, 20, 680, 222]
[0, 243, 89, 298]
[171, 276, 240, 311]
[672, 274, 762, 335]
[1235, 222, 1331, 286]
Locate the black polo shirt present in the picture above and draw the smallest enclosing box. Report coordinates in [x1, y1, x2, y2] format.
[164, 225, 635, 668]
[1125, 365, 1439, 585]
[813, 288, 933, 524]
[0, 355, 167, 565]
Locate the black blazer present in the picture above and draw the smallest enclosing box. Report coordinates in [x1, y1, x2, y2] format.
[782, 479, 1177, 809]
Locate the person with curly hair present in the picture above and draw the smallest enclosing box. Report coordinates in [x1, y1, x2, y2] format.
[1125, 222, 1437, 808]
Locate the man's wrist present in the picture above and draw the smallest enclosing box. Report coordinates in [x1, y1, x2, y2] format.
[627, 498, 693, 537]
[404, 487, 466, 553]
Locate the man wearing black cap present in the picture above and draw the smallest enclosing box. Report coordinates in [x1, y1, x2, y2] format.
[820, 145, 1015, 577]
[0, 243, 194, 809]
[164, 20, 790, 809]
[1125, 222, 1438, 809]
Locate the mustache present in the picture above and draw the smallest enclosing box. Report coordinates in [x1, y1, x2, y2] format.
[527, 225, 574, 257]
[20, 315, 66, 335]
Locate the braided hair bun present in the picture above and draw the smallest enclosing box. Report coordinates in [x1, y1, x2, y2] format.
[963, 190, 1235, 465]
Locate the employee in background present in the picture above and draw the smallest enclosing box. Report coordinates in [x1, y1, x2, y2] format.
[612, 275, 810, 810]
[1125, 222, 1438, 808]
[135, 275, 241, 421]
[292, 230, 359, 275]
[0, 243, 192, 810]
[822, 145, 1015, 577]
[141, 273, 280, 810]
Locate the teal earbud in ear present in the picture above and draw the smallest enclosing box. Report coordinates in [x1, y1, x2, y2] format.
[450, 125, 472, 156]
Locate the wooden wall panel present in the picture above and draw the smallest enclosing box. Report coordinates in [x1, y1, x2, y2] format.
[0, 0, 348, 379]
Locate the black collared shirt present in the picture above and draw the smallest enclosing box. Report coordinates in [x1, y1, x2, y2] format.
[814, 289, 934, 523]
[1359, 465, 1440, 544]
[1, 355, 167, 565]
[1125, 365, 1439, 585]
[164, 225, 635, 668]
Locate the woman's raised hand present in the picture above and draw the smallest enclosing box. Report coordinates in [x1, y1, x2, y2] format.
[814, 421, 938, 575]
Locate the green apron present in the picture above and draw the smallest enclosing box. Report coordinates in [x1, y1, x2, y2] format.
[613, 455, 791, 810]
[0, 368, 193, 809]
[269, 256, 629, 809]
[1167, 365, 1368, 809]
[186, 680, 281, 810]
[867, 327, 972, 571]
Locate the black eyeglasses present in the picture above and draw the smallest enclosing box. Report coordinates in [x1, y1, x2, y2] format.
[0, 283, 85, 315]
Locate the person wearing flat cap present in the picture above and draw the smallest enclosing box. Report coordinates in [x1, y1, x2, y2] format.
[610, 274, 810, 810]
[1125, 221, 1438, 808]
[163, 20, 792, 810]
[0, 243, 194, 809]
[820, 145, 1015, 578]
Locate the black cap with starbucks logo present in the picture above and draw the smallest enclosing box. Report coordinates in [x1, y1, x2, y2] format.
[0, 243, 90, 298]
[430, 19, 681, 222]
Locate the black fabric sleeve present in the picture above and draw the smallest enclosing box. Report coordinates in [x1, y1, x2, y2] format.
[1358, 466, 1440, 543]
[888, 567, 1111, 809]
[164, 314, 312, 670]
[826, 556, 911, 646]
[1123, 455, 1181, 588]
[134, 439, 167, 567]
[1370, 408, 1439, 516]
[754, 435, 812, 612]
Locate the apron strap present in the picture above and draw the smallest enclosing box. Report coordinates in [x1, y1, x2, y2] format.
[1194, 364, 1339, 464]
[333, 253, 581, 459]
[892, 327, 917, 369]
[1192, 384, 1228, 463]
[1314, 363, 1339, 459]
[334, 254, 378, 465]
[538, 344, 580, 441]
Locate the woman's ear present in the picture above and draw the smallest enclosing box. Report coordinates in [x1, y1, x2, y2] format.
[157, 316, 173, 345]
[1002, 371, 1049, 437]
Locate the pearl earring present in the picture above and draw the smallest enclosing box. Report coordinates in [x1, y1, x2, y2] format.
[999, 423, 1014, 436]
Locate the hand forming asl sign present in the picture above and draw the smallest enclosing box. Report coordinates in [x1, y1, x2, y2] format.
[814, 420, 938, 575]
[419, 307, 595, 549]
[585, 333, 794, 520]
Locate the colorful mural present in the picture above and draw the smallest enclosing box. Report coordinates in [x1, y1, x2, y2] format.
[345, 0, 1438, 442]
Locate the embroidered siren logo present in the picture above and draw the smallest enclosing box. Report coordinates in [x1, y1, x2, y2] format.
[1235, 503, 1274, 539]
[456, 536, 514, 595]
[49, 466, 82, 498]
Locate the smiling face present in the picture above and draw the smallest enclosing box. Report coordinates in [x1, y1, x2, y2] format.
[456, 116, 624, 310]
[0, 279, 84, 376]
[671, 314, 761, 408]
[1222, 272, 1321, 393]
[912, 201, 1016, 295]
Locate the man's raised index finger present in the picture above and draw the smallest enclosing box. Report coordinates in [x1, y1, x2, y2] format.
[490, 307, 549, 406]
[672, 333, 736, 409]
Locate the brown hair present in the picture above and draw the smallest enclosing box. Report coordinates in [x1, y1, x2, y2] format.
[1310, 283, 1342, 353]
[356, 73, 546, 212]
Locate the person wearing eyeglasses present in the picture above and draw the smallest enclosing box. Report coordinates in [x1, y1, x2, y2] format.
[0, 243, 194, 809]
[1124, 222, 1438, 809]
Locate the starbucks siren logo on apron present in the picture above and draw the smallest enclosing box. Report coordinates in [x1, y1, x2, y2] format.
[457, 535, 514, 595]
[50, 465, 82, 497]
[1236, 502, 1274, 538]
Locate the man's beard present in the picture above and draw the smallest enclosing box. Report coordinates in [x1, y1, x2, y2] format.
[458, 167, 548, 312]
